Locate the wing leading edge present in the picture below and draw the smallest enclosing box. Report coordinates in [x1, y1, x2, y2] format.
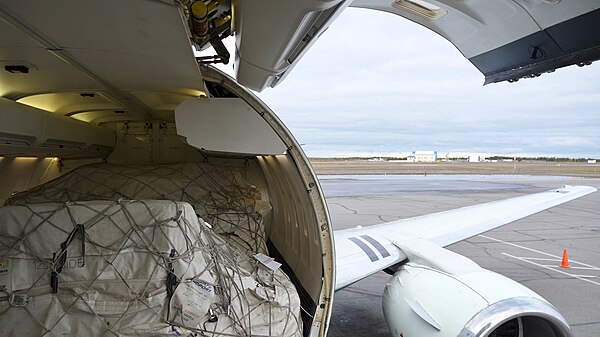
[334, 185, 596, 290]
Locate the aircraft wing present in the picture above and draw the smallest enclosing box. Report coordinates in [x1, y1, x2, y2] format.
[334, 185, 596, 289]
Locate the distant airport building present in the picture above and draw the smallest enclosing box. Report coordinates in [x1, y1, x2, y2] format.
[407, 151, 437, 162]
[443, 152, 489, 162]
[468, 155, 481, 162]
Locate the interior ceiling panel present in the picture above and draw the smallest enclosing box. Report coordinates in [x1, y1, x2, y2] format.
[0, 17, 99, 98]
[133, 92, 198, 111]
[69, 111, 136, 124]
[0, 46, 100, 99]
[0, 13, 39, 48]
[5, 1, 184, 53]
[66, 50, 202, 93]
[0, 1, 203, 91]
[17, 92, 123, 116]
[0, 0, 203, 118]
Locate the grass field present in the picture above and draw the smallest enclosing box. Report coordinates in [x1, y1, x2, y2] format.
[310, 159, 600, 177]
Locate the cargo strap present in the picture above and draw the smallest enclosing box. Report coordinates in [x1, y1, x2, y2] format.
[166, 248, 179, 322]
[50, 224, 86, 293]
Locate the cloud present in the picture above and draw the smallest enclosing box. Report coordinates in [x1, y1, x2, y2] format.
[238, 8, 600, 158]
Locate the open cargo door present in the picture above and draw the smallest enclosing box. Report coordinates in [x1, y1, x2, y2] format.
[350, 0, 600, 84]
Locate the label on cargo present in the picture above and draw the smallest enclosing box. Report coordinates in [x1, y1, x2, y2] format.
[254, 253, 282, 271]
[171, 279, 214, 327]
[0, 258, 10, 293]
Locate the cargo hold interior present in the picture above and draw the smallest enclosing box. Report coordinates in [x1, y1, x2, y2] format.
[0, 70, 333, 337]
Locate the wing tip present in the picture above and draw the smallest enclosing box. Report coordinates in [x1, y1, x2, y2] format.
[552, 185, 597, 197]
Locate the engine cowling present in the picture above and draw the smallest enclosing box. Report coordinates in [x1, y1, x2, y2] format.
[382, 262, 571, 337]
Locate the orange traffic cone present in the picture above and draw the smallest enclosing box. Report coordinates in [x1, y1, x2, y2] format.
[559, 249, 571, 268]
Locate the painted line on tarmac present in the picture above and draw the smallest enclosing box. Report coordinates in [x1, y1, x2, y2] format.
[503, 253, 600, 287]
[538, 265, 600, 272]
[479, 235, 597, 268]
[524, 257, 561, 262]
[536, 264, 600, 271]
[564, 266, 600, 271]
[569, 274, 599, 279]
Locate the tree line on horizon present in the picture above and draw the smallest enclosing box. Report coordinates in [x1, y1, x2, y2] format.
[310, 156, 598, 162]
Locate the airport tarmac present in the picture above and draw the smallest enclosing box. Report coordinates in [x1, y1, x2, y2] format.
[321, 175, 600, 337]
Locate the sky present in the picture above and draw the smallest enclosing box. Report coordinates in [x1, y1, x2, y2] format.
[215, 8, 600, 158]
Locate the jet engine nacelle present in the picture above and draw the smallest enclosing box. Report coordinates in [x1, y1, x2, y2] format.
[382, 242, 572, 337]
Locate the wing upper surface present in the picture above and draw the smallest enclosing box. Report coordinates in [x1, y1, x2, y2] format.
[334, 185, 596, 290]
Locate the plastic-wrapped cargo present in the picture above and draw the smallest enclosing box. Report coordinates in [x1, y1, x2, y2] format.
[7, 163, 271, 256]
[0, 200, 301, 337]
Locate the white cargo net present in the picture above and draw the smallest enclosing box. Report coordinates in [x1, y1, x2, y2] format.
[0, 200, 301, 337]
[1, 163, 302, 336]
[7, 163, 271, 256]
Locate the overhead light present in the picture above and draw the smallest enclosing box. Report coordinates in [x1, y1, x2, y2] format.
[4, 65, 29, 73]
[13, 156, 40, 160]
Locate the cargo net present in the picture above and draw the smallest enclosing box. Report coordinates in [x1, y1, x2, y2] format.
[6, 163, 270, 256]
[0, 200, 301, 337]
